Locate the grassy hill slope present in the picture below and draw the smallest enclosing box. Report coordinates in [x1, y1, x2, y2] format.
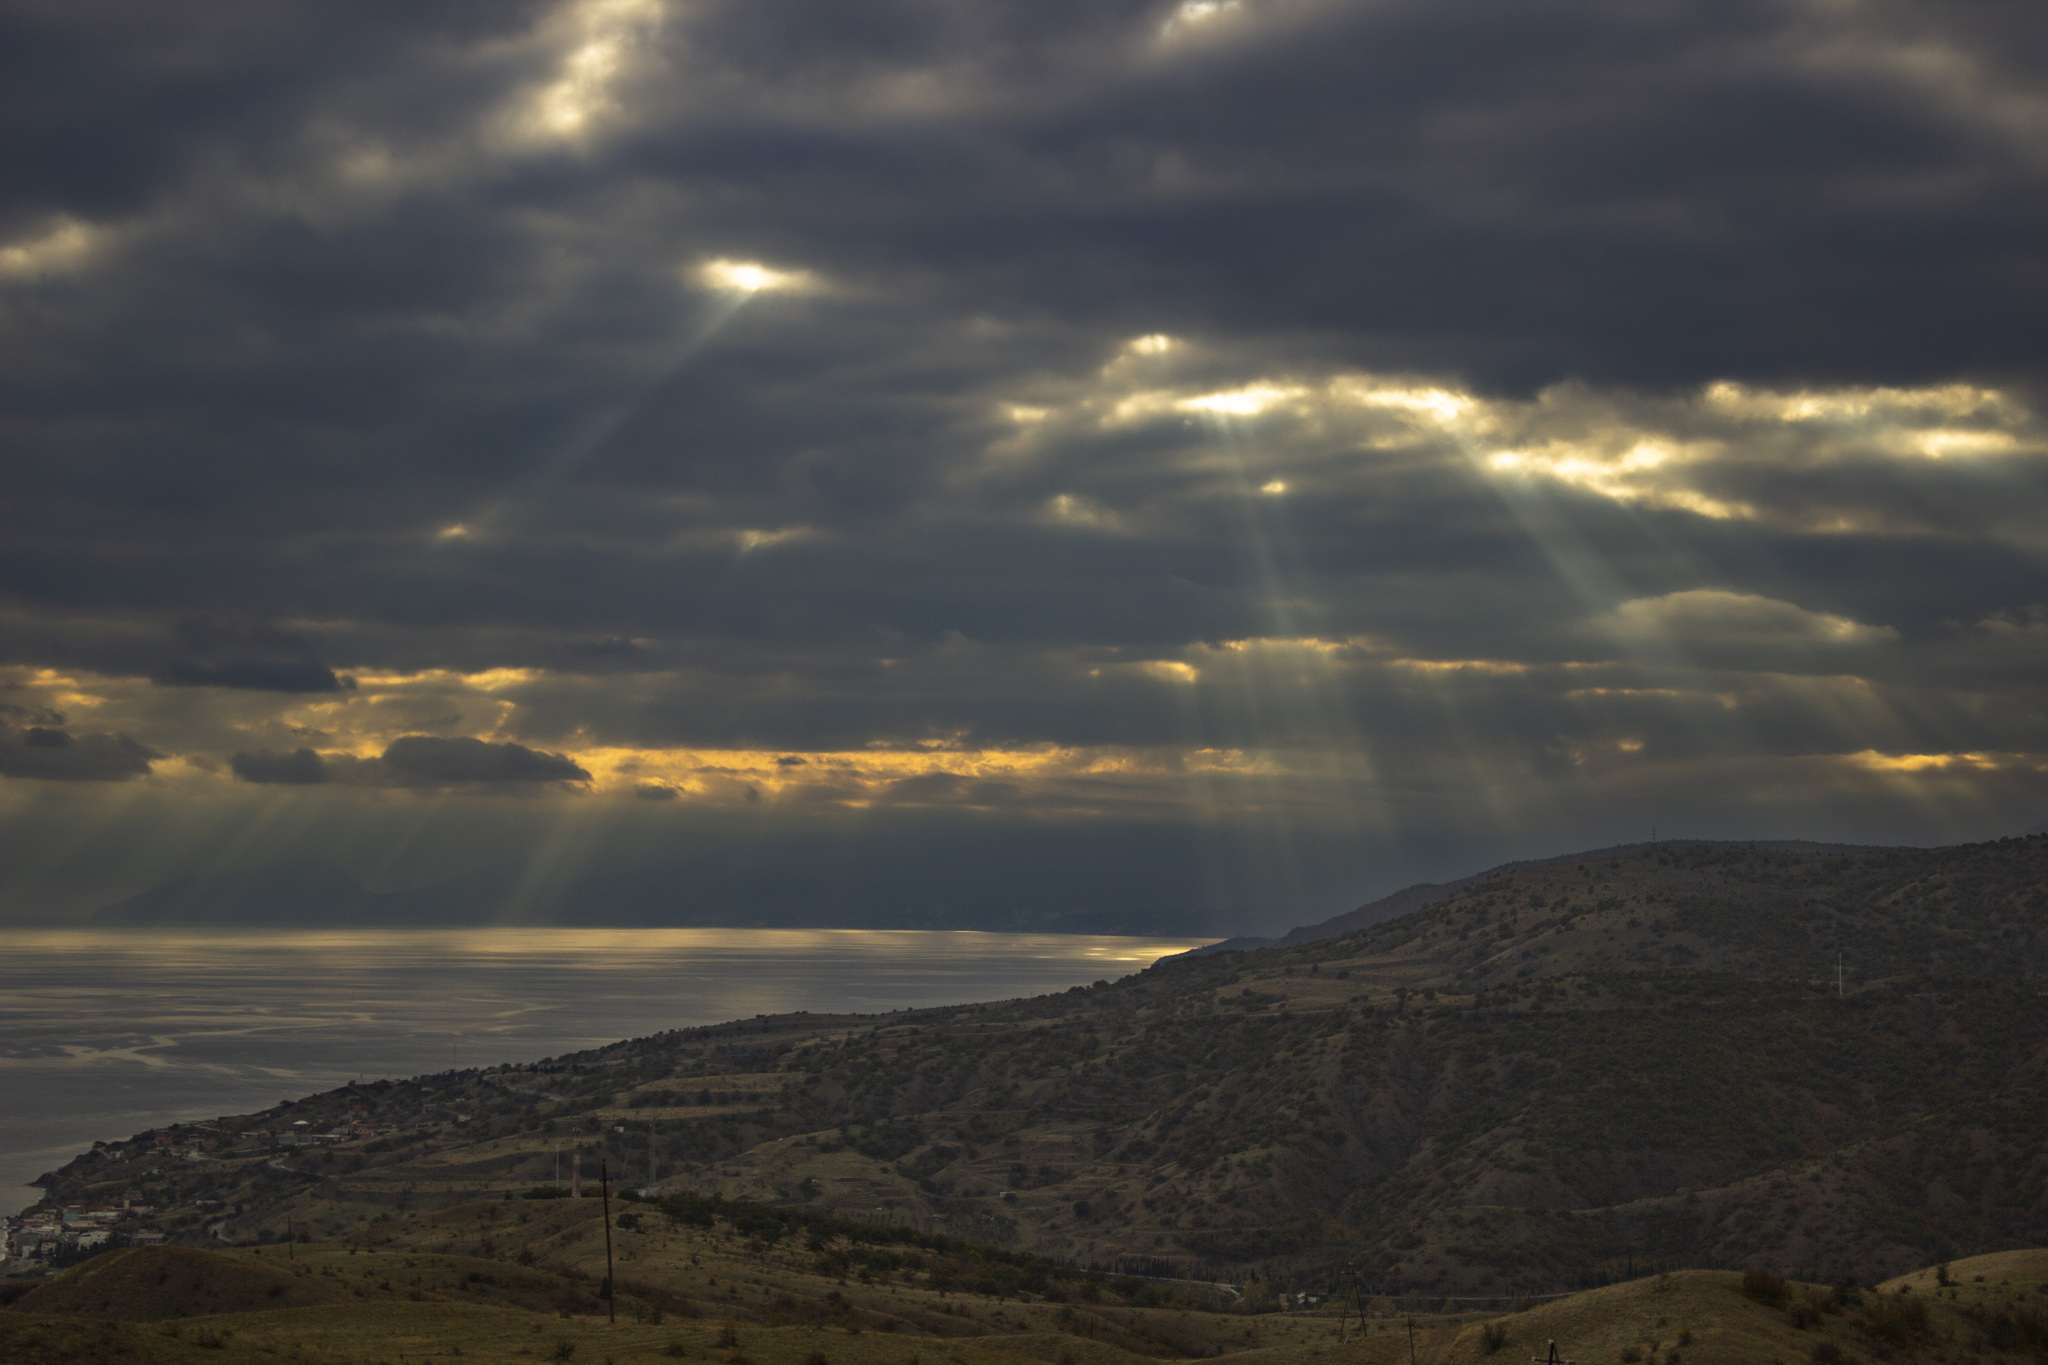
[25, 834, 2048, 1298]
[7, 1214, 2046, 1365]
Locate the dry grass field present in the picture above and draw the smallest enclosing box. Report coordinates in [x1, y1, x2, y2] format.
[7, 1194, 2045, 1365]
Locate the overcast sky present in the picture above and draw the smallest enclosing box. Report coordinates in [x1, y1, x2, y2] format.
[4, 0, 2047, 928]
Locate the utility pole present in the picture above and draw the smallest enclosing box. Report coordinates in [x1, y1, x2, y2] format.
[1407, 1317, 1416, 1365]
[601, 1161, 616, 1326]
[1837, 951, 1845, 999]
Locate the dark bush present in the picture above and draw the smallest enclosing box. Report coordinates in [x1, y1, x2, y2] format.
[1743, 1268, 1789, 1308]
[1808, 1343, 1844, 1365]
[1857, 1292, 1930, 1344]
[1481, 1321, 1509, 1353]
[1968, 1305, 2048, 1353]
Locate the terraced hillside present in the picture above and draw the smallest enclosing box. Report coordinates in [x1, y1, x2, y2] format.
[25, 835, 2048, 1297]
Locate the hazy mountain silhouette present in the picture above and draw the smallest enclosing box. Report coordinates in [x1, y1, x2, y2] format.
[87, 858, 1241, 934]
[91, 860, 509, 927]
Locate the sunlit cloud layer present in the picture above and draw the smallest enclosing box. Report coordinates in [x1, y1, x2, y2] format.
[0, 218, 105, 282]
[3, 0, 2047, 925]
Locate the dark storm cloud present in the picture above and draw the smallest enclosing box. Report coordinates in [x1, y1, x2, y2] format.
[376, 736, 589, 786]
[3, 0, 2048, 923]
[230, 747, 327, 785]
[152, 622, 352, 694]
[0, 719, 157, 781]
[229, 738, 589, 788]
[155, 658, 352, 693]
[559, 0, 2048, 390]
[0, 0, 553, 221]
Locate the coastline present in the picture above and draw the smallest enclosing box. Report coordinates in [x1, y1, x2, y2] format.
[0, 927, 1215, 1219]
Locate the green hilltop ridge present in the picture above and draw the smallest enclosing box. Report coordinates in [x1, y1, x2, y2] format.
[18, 835, 2048, 1308]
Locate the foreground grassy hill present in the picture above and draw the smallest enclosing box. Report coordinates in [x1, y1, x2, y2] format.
[26, 835, 2048, 1298]
[6, 1210, 2046, 1365]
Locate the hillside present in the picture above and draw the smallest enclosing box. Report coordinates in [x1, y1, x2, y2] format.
[5, 1222, 2045, 1365]
[1261, 838, 1888, 950]
[24, 834, 2048, 1302]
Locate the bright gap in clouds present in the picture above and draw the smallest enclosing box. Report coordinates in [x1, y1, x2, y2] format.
[519, 0, 664, 141]
[1048, 362, 2041, 529]
[1179, 384, 1302, 416]
[697, 258, 814, 294]
[0, 219, 102, 281]
[1162, 0, 1244, 40]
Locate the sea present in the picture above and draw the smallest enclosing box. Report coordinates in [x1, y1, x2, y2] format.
[0, 927, 1210, 1216]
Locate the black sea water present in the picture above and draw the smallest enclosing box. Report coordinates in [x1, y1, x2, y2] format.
[0, 927, 1207, 1214]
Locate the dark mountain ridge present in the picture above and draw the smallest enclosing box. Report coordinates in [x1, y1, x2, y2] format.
[1261, 838, 1896, 950]
[88, 859, 509, 927]
[34, 832, 2048, 1300]
[83, 858, 1241, 935]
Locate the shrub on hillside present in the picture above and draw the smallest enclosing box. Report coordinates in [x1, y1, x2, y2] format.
[1742, 1268, 1789, 1308]
[1967, 1305, 2048, 1353]
[1857, 1292, 1930, 1344]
